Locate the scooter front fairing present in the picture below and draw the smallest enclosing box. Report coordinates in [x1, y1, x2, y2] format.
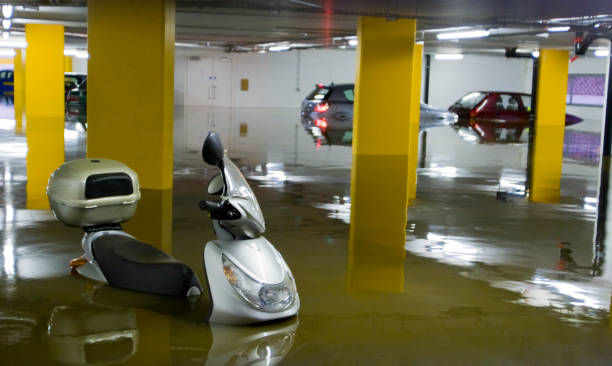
[200, 131, 300, 324]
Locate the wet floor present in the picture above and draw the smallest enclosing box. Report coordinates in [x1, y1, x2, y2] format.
[1, 104, 612, 364]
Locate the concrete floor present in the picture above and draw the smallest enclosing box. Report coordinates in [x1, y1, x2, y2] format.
[1, 104, 612, 365]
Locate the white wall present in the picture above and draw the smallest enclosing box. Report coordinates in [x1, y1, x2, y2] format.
[231, 49, 356, 108]
[174, 48, 608, 131]
[425, 55, 532, 109]
[175, 48, 533, 110]
[72, 57, 87, 74]
[174, 47, 356, 108]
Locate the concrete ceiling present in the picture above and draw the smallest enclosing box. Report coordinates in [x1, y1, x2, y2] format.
[3, 1, 612, 54]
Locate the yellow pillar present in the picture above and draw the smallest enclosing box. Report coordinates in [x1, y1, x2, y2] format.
[88, 0, 175, 190]
[346, 17, 420, 293]
[64, 55, 72, 73]
[13, 48, 24, 133]
[25, 24, 65, 209]
[530, 49, 569, 203]
[123, 189, 173, 254]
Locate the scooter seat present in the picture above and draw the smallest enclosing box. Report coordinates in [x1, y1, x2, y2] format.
[92, 234, 202, 297]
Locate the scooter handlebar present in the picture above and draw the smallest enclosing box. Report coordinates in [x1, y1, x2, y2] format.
[199, 200, 241, 220]
[199, 200, 222, 211]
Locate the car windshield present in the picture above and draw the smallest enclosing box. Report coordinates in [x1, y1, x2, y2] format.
[65, 77, 80, 85]
[306, 86, 330, 101]
[454, 92, 486, 109]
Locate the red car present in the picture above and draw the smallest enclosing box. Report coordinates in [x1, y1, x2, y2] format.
[448, 91, 583, 142]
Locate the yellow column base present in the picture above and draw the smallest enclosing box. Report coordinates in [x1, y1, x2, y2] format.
[123, 188, 173, 253]
[26, 117, 64, 210]
[347, 155, 408, 293]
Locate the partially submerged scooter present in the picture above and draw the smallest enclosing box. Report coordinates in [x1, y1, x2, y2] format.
[47, 159, 203, 299]
[47, 132, 299, 324]
[199, 131, 299, 324]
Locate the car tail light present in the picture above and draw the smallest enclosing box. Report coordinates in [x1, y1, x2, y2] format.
[314, 103, 329, 113]
[67, 96, 78, 102]
[315, 118, 327, 129]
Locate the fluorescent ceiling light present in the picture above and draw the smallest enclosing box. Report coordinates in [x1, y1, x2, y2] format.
[435, 53, 464, 60]
[437, 30, 489, 40]
[547, 26, 570, 32]
[348, 39, 358, 46]
[174, 42, 203, 48]
[0, 49, 15, 57]
[64, 49, 89, 58]
[2, 5, 12, 19]
[594, 49, 609, 57]
[0, 40, 26, 48]
[269, 45, 290, 52]
[535, 33, 549, 38]
[289, 0, 322, 8]
[2, 19, 10, 30]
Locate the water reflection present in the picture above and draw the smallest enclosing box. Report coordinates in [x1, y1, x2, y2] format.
[174, 106, 352, 168]
[452, 117, 529, 144]
[206, 319, 297, 366]
[404, 221, 612, 323]
[47, 305, 139, 365]
[347, 155, 408, 293]
[44, 303, 297, 366]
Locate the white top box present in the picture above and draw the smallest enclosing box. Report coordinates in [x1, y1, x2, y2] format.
[47, 159, 141, 228]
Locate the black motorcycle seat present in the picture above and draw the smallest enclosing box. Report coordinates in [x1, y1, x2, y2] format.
[92, 234, 202, 297]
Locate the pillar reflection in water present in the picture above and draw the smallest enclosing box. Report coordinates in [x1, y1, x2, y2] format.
[26, 117, 64, 210]
[347, 155, 408, 293]
[123, 188, 173, 253]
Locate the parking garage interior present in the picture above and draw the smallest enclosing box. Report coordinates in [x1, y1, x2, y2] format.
[1, 1, 612, 364]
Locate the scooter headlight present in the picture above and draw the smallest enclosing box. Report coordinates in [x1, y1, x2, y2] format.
[222, 254, 295, 312]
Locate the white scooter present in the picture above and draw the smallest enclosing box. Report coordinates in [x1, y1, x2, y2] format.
[199, 131, 299, 324]
[47, 131, 299, 325]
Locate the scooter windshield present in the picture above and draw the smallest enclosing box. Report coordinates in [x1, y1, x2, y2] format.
[222, 157, 265, 227]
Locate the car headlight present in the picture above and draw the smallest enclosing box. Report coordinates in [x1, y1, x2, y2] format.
[222, 254, 296, 312]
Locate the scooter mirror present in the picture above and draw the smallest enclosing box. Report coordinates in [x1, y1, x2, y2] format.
[208, 173, 224, 195]
[202, 131, 224, 167]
